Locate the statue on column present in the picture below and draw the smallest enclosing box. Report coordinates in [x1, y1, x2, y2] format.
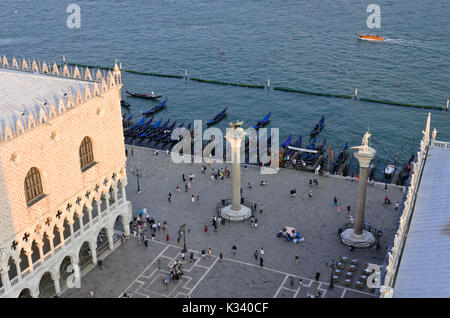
[361, 131, 371, 149]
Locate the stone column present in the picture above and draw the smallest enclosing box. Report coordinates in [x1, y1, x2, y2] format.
[340, 132, 376, 248]
[231, 136, 242, 211]
[221, 123, 251, 221]
[354, 160, 369, 235]
[87, 207, 93, 223]
[91, 245, 98, 265]
[0, 268, 11, 291]
[53, 274, 61, 295]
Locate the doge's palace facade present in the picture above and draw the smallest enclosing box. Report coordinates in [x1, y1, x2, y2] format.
[0, 56, 132, 297]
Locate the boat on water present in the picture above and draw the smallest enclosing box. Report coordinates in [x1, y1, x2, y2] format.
[121, 100, 131, 108]
[310, 115, 325, 136]
[207, 105, 228, 126]
[384, 164, 396, 179]
[281, 135, 292, 149]
[126, 90, 163, 100]
[357, 34, 384, 42]
[253, 112, 271, 129]
[142, 97, 168, 115]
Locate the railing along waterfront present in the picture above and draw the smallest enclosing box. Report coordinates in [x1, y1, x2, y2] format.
[379, 114, 434, 297]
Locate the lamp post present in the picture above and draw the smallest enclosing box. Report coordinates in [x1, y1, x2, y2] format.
[327, 259, 336, 289]
[181, 224, 187, 253]
[132, 166, 143, 193]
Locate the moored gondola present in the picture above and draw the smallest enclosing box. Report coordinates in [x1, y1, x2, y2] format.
[252, 112, 271, 129]
[207, 105, 228, 126]
[142, 97, 168, 115]
[126, 90, 162, 100]
[310, 115, 325, 136]
[121, 100, 131, 108]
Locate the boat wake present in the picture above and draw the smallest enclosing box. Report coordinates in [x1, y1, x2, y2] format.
[384, 38, 444, 52]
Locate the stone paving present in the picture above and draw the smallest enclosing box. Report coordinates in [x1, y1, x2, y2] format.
[62, 145, 404, 298]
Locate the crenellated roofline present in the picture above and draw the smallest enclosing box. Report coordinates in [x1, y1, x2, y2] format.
[0, 55, 122, 145]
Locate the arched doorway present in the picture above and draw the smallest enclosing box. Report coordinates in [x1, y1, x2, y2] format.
[18, 288, 32, 298]
[96, 228, 110, 257]
[38, 272, 56, 298]
[59, 256, 75, 292]
[78, 241, 93, 270]
[91, 199, 99, 220]
[113, 215, 125, 244]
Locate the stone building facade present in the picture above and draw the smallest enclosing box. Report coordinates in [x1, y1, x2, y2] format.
[0, 56, 132, 297]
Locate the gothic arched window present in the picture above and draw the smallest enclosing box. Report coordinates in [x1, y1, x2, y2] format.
[79, 137, 95, 171]
[25, 167, 44, 205]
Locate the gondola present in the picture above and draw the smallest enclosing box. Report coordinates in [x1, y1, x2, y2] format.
[399, 154, 415, 183]
[126, 90, 162, 100]
[252, 112, 271, 129]
[330, 143, 349, 174]
[310, 115, 325, 136]
[143, 97, 168, 116]
[281, 135, 292, 149]
[207, 105, 228, 126]
[121, 100, 131, 108]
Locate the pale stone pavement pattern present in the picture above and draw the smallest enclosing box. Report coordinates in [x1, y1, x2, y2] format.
[63, 145, 403, 298]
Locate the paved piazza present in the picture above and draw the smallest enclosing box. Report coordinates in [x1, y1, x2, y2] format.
[63, 145, 404, 298]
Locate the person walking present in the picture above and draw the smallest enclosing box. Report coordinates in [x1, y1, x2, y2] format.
[232, 244, 237, 256]
[187, 182, 191, 190]
[298, 279, 303, 291]
[182, 173, 186, 182]
[308, 191, 312, 199]
[168, 192, 172, 203]
[295, 255, 299, 264]
[204, 224, 208, 233]
[181, 252, 185, 261]
[157, 259, 161, 270]
[196, 194, 200, 203]
[192, 195, 195, 204]
[260, 247, 264, 259]
[259, 257, 264, 267]
[315, 272, 320, 281]
[208, 248, 212, 257]
[88, 290, 94, 298]
[260, 203, 264, 214]
[347, 205, 351, 212]
[338, 204, 343, 213]
[333, 197, 338, 207]
[166, 233, 170, 242]
[185, 183, 188, 192]
[254, 250, 258, 260]
[395, 202, 400, 212]
[144, 235, 148, 248]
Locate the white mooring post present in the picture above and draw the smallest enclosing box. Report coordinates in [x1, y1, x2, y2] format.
[446, 99, 449, 112]
[184, 69, 188, 80]
[354, 88, 358, 99]
[267, 79, 270, 90]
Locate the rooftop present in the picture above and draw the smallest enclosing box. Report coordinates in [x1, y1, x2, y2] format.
[393, 143, 450, 297]
[0, 68, 93, 125]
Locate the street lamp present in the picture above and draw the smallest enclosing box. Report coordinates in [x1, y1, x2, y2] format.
[327, 259, 336, 289]
[132, 166, 143, 193]
[181, 224, 187, 253]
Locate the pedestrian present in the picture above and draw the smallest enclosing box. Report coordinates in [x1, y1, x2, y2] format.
[308, 191, 312, 199]
[260, 203, 263, 214]
[187, 182, 191, 190]
[208, 248, 212, 257]
[260, 257, 264, 267]
[254, 219, 258, 228]
[295, 255, 299, 264]
[219, 252, 223, 262]
[347, 205, 351, 212]
[168, 192, 172, 203]
[157, 259, 161, 270]
[190, 253, 194, 262]
[260, 247, 264, 258]
[204, 224, 208, 232]
[254, 250, 258, 260]
[182, 173, 186, 182]
[192, 195, 195, 204]
[333, 197, 338, 207]
[120, 235, 125, 247]
[181, 252, 185, 261]
[338, 204, 343, 213]
[157, 221, 161, 230]
[298, 279, 303, 291]
[214, 223, 218, 233]
[144, 236, 148, 248]
[125, 149, 128, 157]
[166, 233, 169, 242]
[131, 147, 134, 156]
[176, 185, 180, 192]
[196, 194, 200, 203]
[315, 272, 320, 281]
[250, 218, 254, 227]
[232, 244, 237, 256]
[395, 202, 400, 212]
[88, 290, 94, 298]
[253, 202, 257, 212]
[201, 249, 206, 258]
